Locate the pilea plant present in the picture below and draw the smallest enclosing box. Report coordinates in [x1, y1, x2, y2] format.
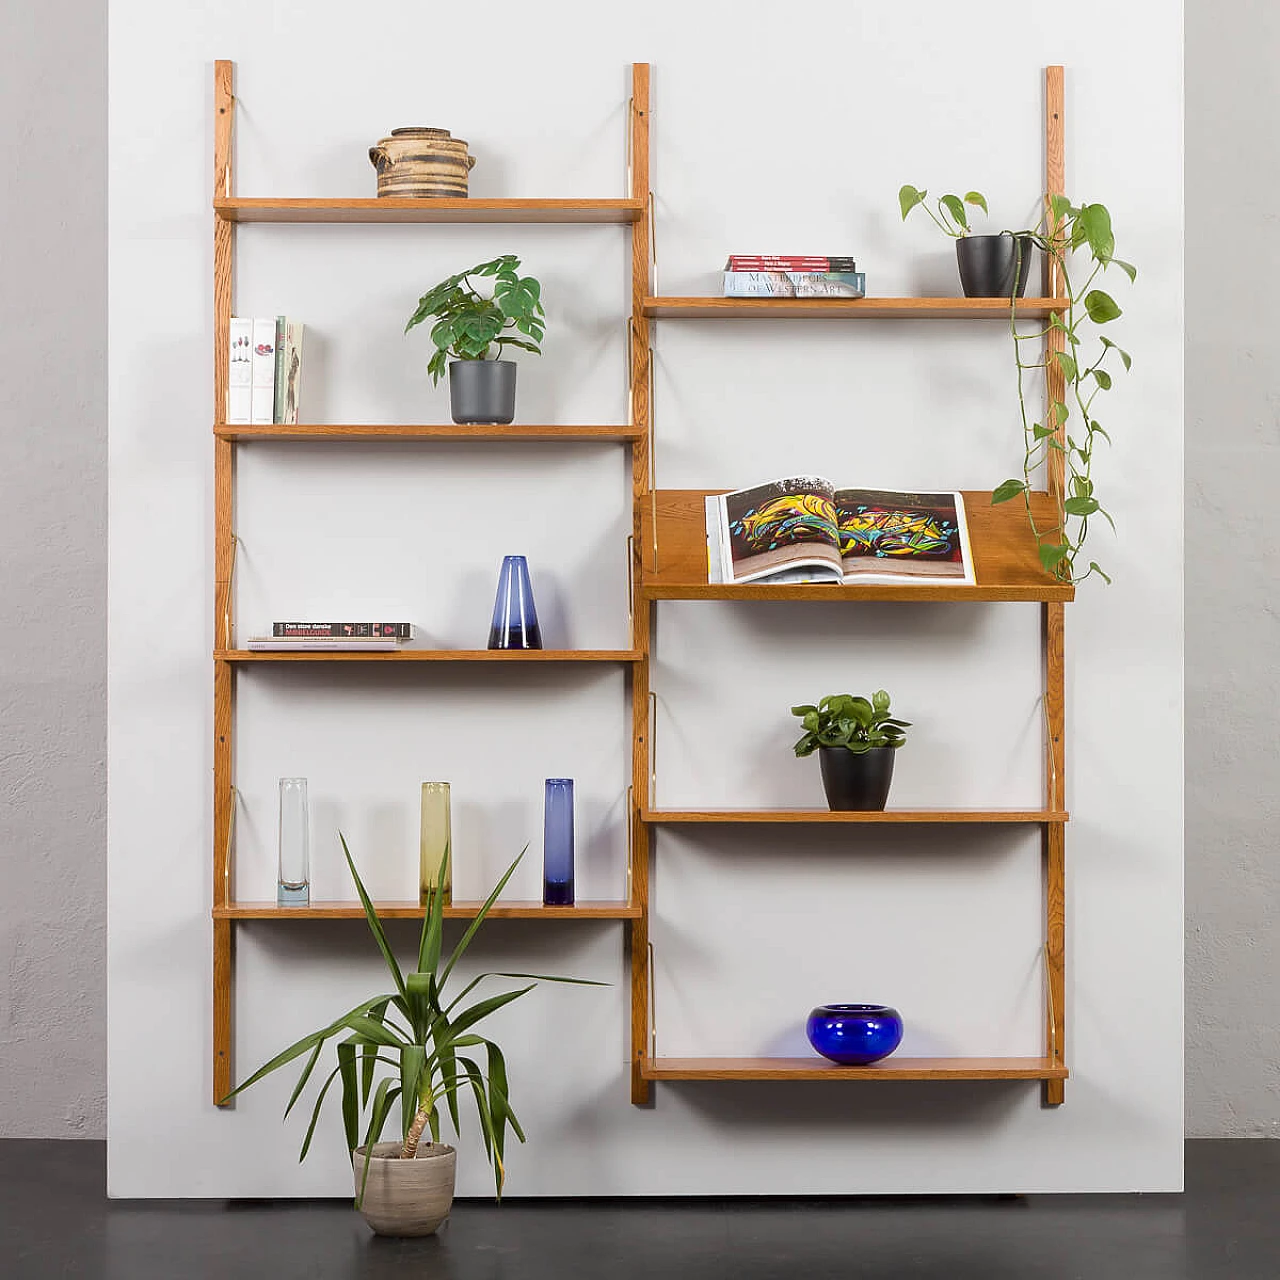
[900, 186, 1135, 585]
[990, 196, 1135, 585]
[898, 184, 990, 236]
[791, 691, 910, 756]
[405, 254, 546, 385]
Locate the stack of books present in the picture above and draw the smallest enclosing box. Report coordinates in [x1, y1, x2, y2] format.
[722, 255, 865, 298]
[247, 622, 414, 652]
[227, 317, 305, 425]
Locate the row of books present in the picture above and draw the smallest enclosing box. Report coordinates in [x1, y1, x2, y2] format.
[722, 254, 865, 299]
[228, 317, 305, 425]
[247, 622, 414, 652]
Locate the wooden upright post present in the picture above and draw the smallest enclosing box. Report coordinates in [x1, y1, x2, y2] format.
[628, 63, 653, 1105]
[212, 59, 236, 1106]
[1042, 601, 1066, 1105]
[1043, 66, 1067, 502]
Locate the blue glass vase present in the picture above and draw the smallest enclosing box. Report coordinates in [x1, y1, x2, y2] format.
[806, 1004, 903, 1066]
[543, 778, 574, 905]
[488, 555, 542, 650]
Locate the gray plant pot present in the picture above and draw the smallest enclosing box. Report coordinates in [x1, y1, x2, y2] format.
[449, 360, 516, 424]
[352, 1141, 456, 1237]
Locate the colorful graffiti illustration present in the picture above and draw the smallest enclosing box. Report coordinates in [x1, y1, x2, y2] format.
[838, 505, 957, 559]
[731, 493, 838, 552]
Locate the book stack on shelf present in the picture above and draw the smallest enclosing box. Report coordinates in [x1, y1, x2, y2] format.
[722, 255, 865, 298]
[227, 316, 305, 425]
[247, 622, 414, 652]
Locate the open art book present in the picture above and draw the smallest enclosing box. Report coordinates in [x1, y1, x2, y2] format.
[705, 477, 975, 586]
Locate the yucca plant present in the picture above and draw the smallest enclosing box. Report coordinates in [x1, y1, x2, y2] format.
[222, 836, 600, 1202]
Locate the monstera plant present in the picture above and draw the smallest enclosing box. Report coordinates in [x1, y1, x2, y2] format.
[405, 254, 546, 426]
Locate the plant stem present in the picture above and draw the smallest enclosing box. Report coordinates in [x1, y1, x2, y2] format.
[401, 1101, 431, 1159]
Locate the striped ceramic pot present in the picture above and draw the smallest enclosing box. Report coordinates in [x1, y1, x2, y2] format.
[369, 128, 476, 198]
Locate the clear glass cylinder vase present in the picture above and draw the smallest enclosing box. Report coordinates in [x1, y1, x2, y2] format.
[420, 782, 452, 907]
[277, 777, 310, 906]
[543, 778, 574, 906]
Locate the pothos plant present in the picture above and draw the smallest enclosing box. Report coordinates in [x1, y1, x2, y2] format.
[897, 185, 990, 237]
[900, 187, 1136, 584]
[405, 254, 546, 385]
[222, 836, 600, 1202]
[791, 690, 910, 757]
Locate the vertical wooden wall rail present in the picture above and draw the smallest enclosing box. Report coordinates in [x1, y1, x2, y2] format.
[212, 59, 237, 1106]
[627, 63, 653, 1105]
[1043, 66, 1067, 502]
[1042, 602, 1067, 1105]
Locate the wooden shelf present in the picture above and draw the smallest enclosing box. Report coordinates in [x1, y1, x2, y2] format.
[215, 423, 642, 442]
[214, 197, 644, 224]
[641, 1056, 1068, 1082]
[643, 808, 1069, 824]
[216, 900, 641, 920]
[640, 489, 1075, 603]
[644, 297, 1070, 320]
[216, 649, 641, 663]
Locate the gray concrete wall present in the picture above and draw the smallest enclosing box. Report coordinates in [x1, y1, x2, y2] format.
[0, 0, 107, 1136]
[1184, 0, 1280, 1137]
[0, 0, 1274, 1141]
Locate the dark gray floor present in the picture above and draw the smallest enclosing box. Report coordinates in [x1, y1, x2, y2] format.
[2, 1140, 1277, 1279]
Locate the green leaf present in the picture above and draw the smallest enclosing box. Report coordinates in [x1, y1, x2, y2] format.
[339, 833, 408, 1005]
[285, 1039, 324, 1119]
[1071, 475, 1093, 499]
[1038, 541, 1070, 571]
[427, 348, 448, 385]
[356, 1078, 402, 1207]
[1053, 401, 1070, 427]
[872, 690, 890, 713]
[1054, 350, 1078, 380]
[964, 191, 988, 214]
[992, 479, 1028, 504]
[1088, 560, 1113, 585]
[399, 1046, 426, 1140]
[1049, 194, 1074, 224]
[847, 697, 874, 727]
[1092, 368, 1113, 391]
[494, 275, 542, 320]
[493, 337, 542, 355]
[1032, 423, 1057, 440]
[898, 184, 926, 219]
[299, 1061, 344, 1162]
[1063, 497, 1100, 516]
[790, 704, 817, 717]
[801, 710, 819, 732]
[337, 1039, 359, 1154]
[439, 848, 528, 988]
[343, 1014, 409, 1048]
[1100, 336, 1132, 371]
[418, 841, 449, 977]
[939, 193, 968, 233]
[1110, 257, 1137, 283]
[1084, 289, 1122, 324]
[444, 986, 536, 1044]
[1076, 203, 1115, 262]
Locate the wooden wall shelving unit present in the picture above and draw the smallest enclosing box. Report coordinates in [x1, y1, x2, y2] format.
[210, 60, 653, 1107]
[211, 60, 1069, 1114]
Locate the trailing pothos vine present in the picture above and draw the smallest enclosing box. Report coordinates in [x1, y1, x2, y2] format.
[992, 196, 1135, 584]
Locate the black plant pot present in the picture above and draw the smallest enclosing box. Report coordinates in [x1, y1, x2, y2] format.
[955, 233, 1033, 299]
[449, 360, 516, 424]
[818, 746, 896, 812]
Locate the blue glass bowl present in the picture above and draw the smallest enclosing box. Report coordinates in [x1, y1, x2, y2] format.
[806, 1004, 904, 1066]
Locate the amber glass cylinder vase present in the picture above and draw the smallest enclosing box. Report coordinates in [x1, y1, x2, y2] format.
[420, 782, 452, 907]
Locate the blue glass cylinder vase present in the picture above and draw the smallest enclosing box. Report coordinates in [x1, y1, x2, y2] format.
[806, 1003, 903, 1066]
[543, 778, 574, 906]
[488, 555, 543, 650]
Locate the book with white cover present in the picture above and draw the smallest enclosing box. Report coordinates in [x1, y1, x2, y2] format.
[227, 317, 253, 424]
[246, 637, 401, 651]
[250, 317, 276, 425]
[272, 317, 305, 424]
